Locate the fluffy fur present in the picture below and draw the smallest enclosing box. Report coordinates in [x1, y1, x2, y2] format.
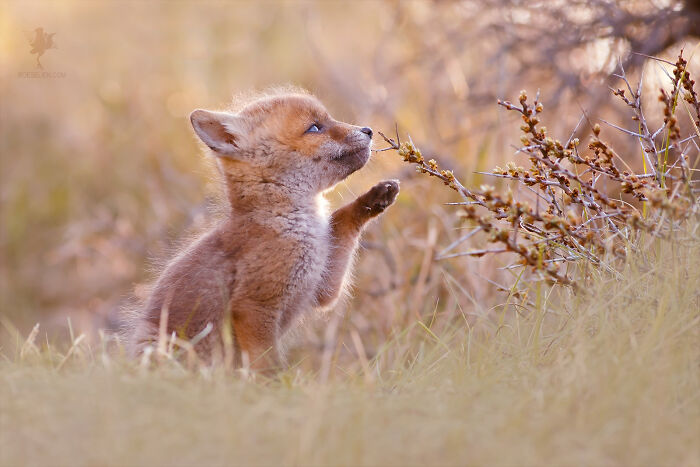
[127, 92, 399, 371]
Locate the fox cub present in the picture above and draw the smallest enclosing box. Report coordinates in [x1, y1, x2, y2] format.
[128, 91, 399, 370]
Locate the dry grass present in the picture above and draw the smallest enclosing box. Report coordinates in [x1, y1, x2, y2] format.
[2, 229, 698, 466]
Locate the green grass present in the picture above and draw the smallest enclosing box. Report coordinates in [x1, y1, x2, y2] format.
[2, 232, 698, 467]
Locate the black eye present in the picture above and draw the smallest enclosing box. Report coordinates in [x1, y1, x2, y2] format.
[305, 123, 321, 134]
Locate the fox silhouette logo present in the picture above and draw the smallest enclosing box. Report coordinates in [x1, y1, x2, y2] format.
[27, 27, 57, 70]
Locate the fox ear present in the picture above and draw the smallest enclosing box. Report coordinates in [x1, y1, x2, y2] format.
[189, 109, 245, 156]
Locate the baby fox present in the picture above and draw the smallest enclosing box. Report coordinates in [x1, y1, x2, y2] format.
[128, 91, 399, 371]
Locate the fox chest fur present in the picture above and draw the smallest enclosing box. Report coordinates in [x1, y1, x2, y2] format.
[233, 206, 331, 324]
[141, 205, 330, 344]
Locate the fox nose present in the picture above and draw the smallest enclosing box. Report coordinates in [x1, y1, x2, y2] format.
[360, 127, 373, 139]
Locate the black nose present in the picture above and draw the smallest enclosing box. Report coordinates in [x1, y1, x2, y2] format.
[360, 127, 373, 139]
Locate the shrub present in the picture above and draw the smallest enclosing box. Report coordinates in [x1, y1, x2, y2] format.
[379, 50, 699, 291]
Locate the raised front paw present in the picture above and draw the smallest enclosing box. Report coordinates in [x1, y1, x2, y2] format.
[361, 179, 400, 215]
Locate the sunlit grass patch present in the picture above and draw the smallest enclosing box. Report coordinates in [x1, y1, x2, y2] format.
[2, 229, 698, 466]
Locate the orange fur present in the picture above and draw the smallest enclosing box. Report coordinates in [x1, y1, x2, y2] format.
[127, 92, 399, 371]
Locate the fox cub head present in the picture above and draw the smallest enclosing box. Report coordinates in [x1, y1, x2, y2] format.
[189, 93, 373, 196]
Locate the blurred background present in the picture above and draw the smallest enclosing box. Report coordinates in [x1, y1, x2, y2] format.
[1, 0, 698, 362]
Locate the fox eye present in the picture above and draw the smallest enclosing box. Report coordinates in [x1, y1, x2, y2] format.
[305, 123, 322, 134]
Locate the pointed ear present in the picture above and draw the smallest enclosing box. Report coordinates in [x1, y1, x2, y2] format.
[189, 109, 245, 156]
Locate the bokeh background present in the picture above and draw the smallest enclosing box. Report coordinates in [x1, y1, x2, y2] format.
[1, 0, 698, 362]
